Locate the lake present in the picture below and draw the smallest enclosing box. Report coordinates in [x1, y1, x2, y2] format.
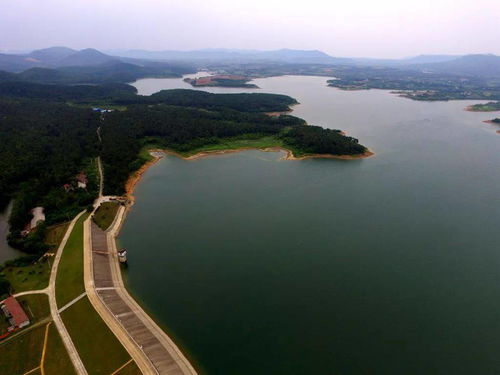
[120, 75, 500, 374]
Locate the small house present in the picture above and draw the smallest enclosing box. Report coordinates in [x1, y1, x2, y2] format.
[76, 172, 88, 189]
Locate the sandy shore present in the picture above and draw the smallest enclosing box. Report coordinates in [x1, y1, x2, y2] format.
[125, 153, 163, 201]
[152, 146, 374, 161]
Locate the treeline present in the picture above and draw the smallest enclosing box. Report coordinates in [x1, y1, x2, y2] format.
[0, 82, 298, 113]
[143, 89, 297, 112]
[281, 126, 366, 155]
[0, 99, 100, 253]
[0, 81, 137, 103]
[100, 105, 305, 194]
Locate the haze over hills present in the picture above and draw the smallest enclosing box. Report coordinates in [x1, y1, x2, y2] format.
[0, 47, 499, 80]
[410, 54, 500, 78]
[106, 48, 352, 65]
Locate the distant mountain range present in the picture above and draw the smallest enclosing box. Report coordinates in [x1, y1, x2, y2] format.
[409, 54, 500, 78]
[0, 47, 499, 78]
[0, 47, 119, 72]
[106, 48, 352, 65]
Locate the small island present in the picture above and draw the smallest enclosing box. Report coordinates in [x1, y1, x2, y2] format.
[184, 74, 258, 88]
[466, 101, 500, 112]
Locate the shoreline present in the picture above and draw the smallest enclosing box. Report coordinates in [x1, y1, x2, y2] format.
[124, 146, 374, 201]
[482, 120, 500, 134]
[465, 105, 500, 112]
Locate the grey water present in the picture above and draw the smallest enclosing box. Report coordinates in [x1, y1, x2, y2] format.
[0, 201, 22, 263]
[120, 75, 500, 374]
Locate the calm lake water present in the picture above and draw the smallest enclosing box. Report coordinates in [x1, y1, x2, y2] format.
[121, 75, 500, 375]
[0, 201, 22, 263]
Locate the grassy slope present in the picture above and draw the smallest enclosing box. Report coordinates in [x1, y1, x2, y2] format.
[45, 221, 70, 249]
[144, 134, 309, 159]
[0, 323, 46, 374]
[180, 135, 285, 156]
[61, 296, 132, 375]
[1, 260, 51, 293]
[55, 213, 89, 308]
[17, 294, 50, 324]
[44, 323, 77, 375]
[92, 202, 120, 231]
[115, 360, 143, 375]
[1, 221, 71, 294]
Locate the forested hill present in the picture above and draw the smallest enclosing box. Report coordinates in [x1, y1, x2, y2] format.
[0, 82, 298, 113]
[0, 61, 196, 85]
[0, 99, 100, 253]
[145, 89, 298, 112]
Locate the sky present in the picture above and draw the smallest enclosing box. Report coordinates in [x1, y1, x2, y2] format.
[1, 0, 499, 58]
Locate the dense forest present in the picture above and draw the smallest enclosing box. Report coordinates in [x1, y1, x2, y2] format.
[0, 80, 367, 257]
[281, 126, 366, 155]
[0, 82, 298, 112]
[0, 99, 100, 253]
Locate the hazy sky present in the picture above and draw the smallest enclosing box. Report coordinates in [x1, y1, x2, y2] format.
[1, 0, 499, 58]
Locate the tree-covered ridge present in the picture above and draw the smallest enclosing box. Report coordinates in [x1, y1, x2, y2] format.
[0, 81, 137, 102]
[145, 89, 297, 112]
[0, 82, 298, 113]
[0, 61, 196, 84]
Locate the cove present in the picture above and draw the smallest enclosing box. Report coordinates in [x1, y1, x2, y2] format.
[119, 75, 500, 374]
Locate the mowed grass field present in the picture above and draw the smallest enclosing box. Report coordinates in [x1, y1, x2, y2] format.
[61, 296, 134, 375]
[0, 323, 47, 375]
[45, 221, 71, 249]
[44, 323, 77, 375]
[93, 202, 120, 231]
[0, 321, 77, 375]
[181, 134, 285, 156]
[17, 294, 50, 324]
[1, 258, 51, 293]
[1, 220, 71, 294]
[55, 212, 89, 308]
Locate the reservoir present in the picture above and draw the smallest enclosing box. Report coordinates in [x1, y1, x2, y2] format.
[120, 75, 500, 374]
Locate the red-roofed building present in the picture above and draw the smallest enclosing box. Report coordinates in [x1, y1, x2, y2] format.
[1, 296, 30, 329]
[76, 172, 88, 189]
